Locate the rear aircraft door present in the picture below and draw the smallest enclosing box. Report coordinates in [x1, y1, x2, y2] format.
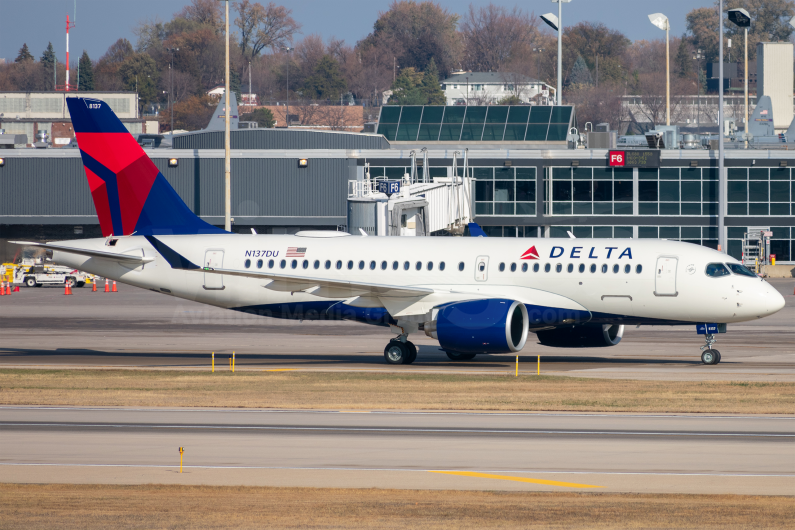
[203, 249, 225, 290]
[475, 255, 489, 282]
[654, 256, 678, 296]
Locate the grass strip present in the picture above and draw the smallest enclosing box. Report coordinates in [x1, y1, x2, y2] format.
[0, 484, 792, 529]
[1, 369, 793, 413]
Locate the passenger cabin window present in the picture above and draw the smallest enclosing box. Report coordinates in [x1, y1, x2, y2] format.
[705, 263, 731, 277]
[567, 263, 574, 273]
[370, 260, 376, 270]
[578, 264, 585, 273]
[522, 263, 528, 272]
[458, 262, 465, 271]
[510, 263, 516, 272]
[499, 263, 505, 272]
[280, 259, 286, 269]
[555, 263, 562, 273]
[291, 259, 298, 269]
[256, 259, 263, 269]
[392, 261, 399, 270]
[314, 260, 320, 269]
[613, 264, 619, 273]
[404, 261, 410, 270]
[336, 260, 342, 270]
[244, 259, 251, 268]
[325, 260, 331, 269]
[601, 264, 608, 273]
[303, 260, 309, 269]
[590, 264, 596, 273]
[440, 262, 446, 271]
[381, 261, 387, 270]
[427, 262, 433, 271]
[544, 263, 551, 272]
[726, 263, 757, 277]
[268, 259, 275, 269]
[415, 261, 422, 271]
[359, 260, 365, 270]
[347, 260, 354, 270]
[479, 262, 486, 272]
[533, 263, 540, 272]
[636, 264, 642, 274]
[624, 264, 631, 273]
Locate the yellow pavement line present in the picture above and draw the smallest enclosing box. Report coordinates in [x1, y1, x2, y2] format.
[428, 470, 602, 489]
[263, 368, 299, 372]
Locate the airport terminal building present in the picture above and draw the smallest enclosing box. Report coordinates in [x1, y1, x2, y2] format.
[1, 104, 793, 264]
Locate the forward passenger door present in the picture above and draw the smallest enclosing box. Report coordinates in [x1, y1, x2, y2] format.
[654, 256, 678, 296]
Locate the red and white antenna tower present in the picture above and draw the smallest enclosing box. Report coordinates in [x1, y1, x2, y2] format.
[57, 1, 77, 91]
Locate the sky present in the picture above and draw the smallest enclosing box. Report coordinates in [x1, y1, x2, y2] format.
[0, 0, 717, 63]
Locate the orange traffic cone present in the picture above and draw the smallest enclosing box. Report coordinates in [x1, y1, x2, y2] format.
[12, 286, 19, 292]
[64, 282, 72, 295]
[5, 282, 11, 295]
[112, 281, 118, 293]
[0, 282, 5, 296]
[104, 278, 110, 292]
[92, 281, 97, 292]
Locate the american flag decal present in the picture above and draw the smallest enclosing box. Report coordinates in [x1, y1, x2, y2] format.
[286, 247, 307, 257]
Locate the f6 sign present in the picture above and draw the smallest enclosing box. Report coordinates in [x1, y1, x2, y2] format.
[609, 151, 625, 167]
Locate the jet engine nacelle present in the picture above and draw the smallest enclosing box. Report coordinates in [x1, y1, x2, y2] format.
[424, 299, 529, 354]
[536, 324, 624, 348]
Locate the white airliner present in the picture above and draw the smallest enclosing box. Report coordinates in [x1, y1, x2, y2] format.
[14, 98, 786, 366]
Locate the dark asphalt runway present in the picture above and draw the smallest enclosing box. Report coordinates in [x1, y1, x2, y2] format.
[1, 406, 792, 494]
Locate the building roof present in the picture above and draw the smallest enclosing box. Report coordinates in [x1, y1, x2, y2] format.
[441, 72, 542, 85]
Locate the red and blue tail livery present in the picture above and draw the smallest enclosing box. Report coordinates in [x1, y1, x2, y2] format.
[66, 97, 224, 236]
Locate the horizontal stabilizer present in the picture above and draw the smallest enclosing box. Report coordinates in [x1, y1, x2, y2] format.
[9, 241, 154, 264]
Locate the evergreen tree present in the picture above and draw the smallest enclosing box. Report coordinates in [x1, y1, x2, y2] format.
[240, 108, 275, 128]
[15, 43, 34, 63]
[567, 54, 593, 86]
[303, 55, 347, 100]
[78, 51, 95, 91]
[230, 70, 242, 101]
[675, 38, 692, 79]
[420, 58, 446, 105]
[40, 42, 56, 89]
[387, 67, 426, 105]
[118, 53, 160, 105]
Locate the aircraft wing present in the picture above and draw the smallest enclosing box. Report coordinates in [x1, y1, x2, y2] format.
[200, 267, 434, 298]
[10, 241, 155, 264]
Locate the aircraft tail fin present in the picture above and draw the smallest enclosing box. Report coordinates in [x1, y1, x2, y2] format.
[467, 223, 488, 237]
[66, 97, 225, 237]
[748, 95, 775, 138]
[205, 92, 239, 131]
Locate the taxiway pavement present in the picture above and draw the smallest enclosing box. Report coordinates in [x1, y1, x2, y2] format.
[1, 406, 792, 495]
[1, 280, 793, 381]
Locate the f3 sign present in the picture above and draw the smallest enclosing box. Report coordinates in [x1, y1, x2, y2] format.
[609, 151, 625, 167]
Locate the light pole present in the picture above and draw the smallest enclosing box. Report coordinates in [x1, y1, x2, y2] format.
[540, 0, 570, 106]
[166, 47, 179, 134]
[223, 0, 231, 232]
[728, 9, 750, 147]
[718, 0, 726, 253]
[648, 13, 670, 126]
[693, 49, 703, 136]
[465, 76, 469, 105]
[282, 47, 293, 127]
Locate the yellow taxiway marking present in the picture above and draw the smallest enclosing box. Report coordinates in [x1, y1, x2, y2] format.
[429, 470, 602, 489]
[263, 368, 299, 372]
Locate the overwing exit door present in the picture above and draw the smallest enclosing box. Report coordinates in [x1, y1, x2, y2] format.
[204, 249, 225, 290]
[475, 256, 489, 282]
[654, 256, 678, 296]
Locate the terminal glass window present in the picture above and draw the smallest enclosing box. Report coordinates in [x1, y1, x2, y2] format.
[727, 168, 793, 216]
[377, 105, 574, 142]
[474, 167, 536, 216]
[550, 226, 633, 238]
[548, 167, 633, 215]
[639, 226, 719, 250]
[637, 167, 718, 216]
[727, 226, 793, 262]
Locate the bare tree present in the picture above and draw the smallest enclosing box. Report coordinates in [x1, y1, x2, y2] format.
[460, 3, 539, 72]
[235, 0, 300, 63]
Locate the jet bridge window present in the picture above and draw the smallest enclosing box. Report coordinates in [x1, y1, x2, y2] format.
[726, 263, 757, 277]
[705, 263, 731, 277]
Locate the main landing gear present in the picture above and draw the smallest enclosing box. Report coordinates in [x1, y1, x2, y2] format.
[384, 338, 417, 365]
[700, 334, 721, 365]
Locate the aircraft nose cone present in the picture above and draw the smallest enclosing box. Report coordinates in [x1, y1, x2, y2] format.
[767, 284, 786, 315]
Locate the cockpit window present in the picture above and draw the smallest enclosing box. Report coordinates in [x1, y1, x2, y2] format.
[727, 263, 758, 278]
[705, 263, 730, 277]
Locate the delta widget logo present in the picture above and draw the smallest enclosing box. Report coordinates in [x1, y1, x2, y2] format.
[520, 246, 540, 260]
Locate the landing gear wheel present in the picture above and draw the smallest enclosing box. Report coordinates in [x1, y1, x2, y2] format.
[384, 341, 408, 365]
[446, 351, 476, 361]
[403, 342, 417, 365]
[701, 349, 720, 365]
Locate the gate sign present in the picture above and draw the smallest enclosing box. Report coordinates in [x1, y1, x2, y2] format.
[609, 151, 625, 166]
[608, 150, 660, 168]
[378, 180, 401, 196]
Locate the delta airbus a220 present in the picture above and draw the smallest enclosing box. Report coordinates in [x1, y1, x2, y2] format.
[14, 98, 785, 366]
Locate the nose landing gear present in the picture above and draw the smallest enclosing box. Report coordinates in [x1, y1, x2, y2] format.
[700, 334, 721, 365]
